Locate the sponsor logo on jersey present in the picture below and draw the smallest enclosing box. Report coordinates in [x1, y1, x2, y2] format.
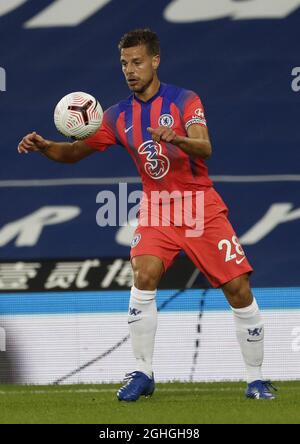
[194, 108, 205, 119]
[131, 233, 141, 248]
[158, 114, 174, 128]
[138, 140, 170, 179]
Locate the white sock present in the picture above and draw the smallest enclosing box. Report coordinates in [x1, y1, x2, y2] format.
[231, 298, 264, 383]
[128, 285, 157, 378]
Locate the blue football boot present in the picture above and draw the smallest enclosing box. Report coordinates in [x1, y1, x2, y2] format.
[246, 380, 277, 400]
[117, 371, 155, 401]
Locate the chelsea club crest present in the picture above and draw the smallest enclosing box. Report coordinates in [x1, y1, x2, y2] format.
[131, 233, 141, 248]
[158, 114, 174, 128]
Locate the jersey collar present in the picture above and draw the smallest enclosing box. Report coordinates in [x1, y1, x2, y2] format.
[133, 82, 166, 105]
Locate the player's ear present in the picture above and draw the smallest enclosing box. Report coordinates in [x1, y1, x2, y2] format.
[152, 54, 160, 70]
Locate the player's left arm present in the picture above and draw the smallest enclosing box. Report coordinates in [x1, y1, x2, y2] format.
[147, 124, 212, 159]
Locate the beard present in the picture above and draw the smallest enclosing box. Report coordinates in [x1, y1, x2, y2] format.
[128, 76, 154, 94]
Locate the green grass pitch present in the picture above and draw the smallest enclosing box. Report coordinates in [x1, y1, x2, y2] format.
[0, 381, 299, 424]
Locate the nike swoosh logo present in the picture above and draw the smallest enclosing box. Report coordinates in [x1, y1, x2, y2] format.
[247, 338, 263, 343]
[124, 125, 133, 133]
[236, 256, 246, 265]
[128, 319, 141, 324]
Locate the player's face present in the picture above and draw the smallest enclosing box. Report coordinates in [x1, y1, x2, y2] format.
[120, 45, 160, 94]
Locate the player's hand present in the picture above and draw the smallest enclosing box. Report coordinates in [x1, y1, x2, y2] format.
[17, 132, 49, 154]
[147, 126, 179, 144]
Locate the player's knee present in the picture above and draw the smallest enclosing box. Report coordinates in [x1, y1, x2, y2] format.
[133, 269, 158, 290]
[223, 274, 253, 308]
[133, 266, 161, 291]
[131, 256, 163, 290]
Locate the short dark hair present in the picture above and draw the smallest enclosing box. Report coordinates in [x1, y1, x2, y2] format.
[118, 28, 160, 56]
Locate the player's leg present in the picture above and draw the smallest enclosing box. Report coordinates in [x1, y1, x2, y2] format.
[222, 273, 276, 399]
[129, 254, 164, 378]
[222, 274, 263, 379]
[117, 227, 180, 401]
[117, 255, 163, 402]
[180, 188, 275, 398]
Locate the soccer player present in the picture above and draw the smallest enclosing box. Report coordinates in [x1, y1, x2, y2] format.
[18, 29, 276, 401]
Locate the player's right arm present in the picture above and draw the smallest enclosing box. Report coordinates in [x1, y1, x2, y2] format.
[18, 106, 118, 161]
[18, 131, 95, 163]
